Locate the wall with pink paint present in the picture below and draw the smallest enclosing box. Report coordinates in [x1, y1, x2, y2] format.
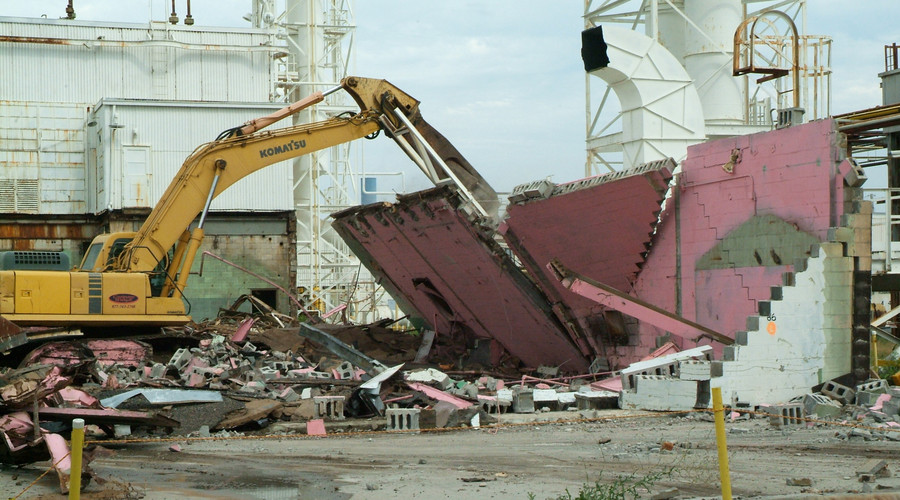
[626, 119, 858, 371]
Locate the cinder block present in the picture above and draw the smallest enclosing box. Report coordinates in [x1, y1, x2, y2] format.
[168, 348, 192, 370]
[533, 389, 558, 410]
[723, 345, 738, 362]
[856, 379, 890, 394]
[512, 388, 535, 413]
[619, 376, 700, 411]
[313, 395, 345, 420]
[574, 390, 619, 410]
[856, 391, 883, 407]
[802, 393, 842, 418]
[746, 315, 760, 331]
[821, 380, 855, 405]
[258, 366, 280, 380]
[768, 402, 804, 427]
[678, 360, 718, 381]
[386, 407, 420, 431]
[335, 361, 355, 380]
[621, 360, 680, 390]
[149, 363, 166, 379]
[280, 387, 300, 402]
[479, 397, 510, 414]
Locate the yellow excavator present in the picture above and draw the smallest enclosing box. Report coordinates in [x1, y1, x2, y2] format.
[0, 76, 497, 348]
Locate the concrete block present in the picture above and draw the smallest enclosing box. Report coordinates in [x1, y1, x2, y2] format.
[768, 403, 804, 427]
[335, 361, 355, 380]
[882, 398, 900, 417]
[496, 388, 513, 405]
[314, 395, 345, 420]
[619, 376, 699, 411]
[621, 361, 680, 390]
[557, 392, 576, 409]
[478, 396, 510, 414]
[533, 389, 558, 411]
[723, 345, 738, 362]
[386, 407, 421, 431]
[240, 380, 267, 394]
[113, 424, 132, 437]
[149, 363, 166, 379]
[574, 390, 619, 410]
[279, 387, 300, 402]
[678, 360, 721, 381]
[821, 380, 855, 405]
[856, 391, 883, 407]
[802, 393, 842, 418]
[168, 348, 192, 370]
[856, 379, 890, 394]
[258, 366, 280, 381]
[512, 388, 535, 413]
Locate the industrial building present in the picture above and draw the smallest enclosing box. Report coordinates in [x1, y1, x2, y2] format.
[2, 0, 900, 410]
[0, 3, 360, 321]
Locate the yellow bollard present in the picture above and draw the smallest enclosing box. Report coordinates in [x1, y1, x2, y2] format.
[712, 387, 732, 500]
[68, 418, 84, 500]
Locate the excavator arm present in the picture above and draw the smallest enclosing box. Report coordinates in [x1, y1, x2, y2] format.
[115, 76, 497, 296]
[0, 76, 498, 332]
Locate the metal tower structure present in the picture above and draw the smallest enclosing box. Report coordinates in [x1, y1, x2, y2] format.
[583, 0, 831, 175]
[256, 0, 383, 320]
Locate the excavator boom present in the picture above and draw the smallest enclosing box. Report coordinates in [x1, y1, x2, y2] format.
[0, 76, 498, 336]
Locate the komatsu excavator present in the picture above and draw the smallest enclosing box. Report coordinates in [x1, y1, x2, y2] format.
[0, 77, 497, 350]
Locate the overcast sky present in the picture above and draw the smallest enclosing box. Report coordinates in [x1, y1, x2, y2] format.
[4, 1, 899, 192]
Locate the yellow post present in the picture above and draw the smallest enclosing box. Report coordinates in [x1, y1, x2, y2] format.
[712, 387, 732, 500]
[68, 418, 84, 500]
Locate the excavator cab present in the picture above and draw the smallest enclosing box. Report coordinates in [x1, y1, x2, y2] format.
[77, 233, 135, 272]
[78, 233, 171, 297]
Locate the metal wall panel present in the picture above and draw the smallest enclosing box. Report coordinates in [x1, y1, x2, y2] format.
[0, 16, 282, 216]
[0, 18, 274, 103]
[88, 100, 293, 213]
[0, 102, 86, 214]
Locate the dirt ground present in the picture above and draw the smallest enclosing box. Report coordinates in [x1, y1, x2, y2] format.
[3, 408, 900, 500]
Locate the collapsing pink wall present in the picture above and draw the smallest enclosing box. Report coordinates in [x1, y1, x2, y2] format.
[628, 118, 860, 367]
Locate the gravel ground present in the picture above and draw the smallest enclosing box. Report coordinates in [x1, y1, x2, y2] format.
[3, 408, 900, 499]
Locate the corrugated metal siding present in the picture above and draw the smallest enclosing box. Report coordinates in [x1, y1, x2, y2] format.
[89, 101, 293, 213]
[0, 18, 274, 102]
[0, 16, 284, 216]
[0, 102, 86, 214]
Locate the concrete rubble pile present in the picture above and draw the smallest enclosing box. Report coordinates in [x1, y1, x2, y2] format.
[765, 376, 900, 441]
[0, 311, 621, 492]
[6, 308, 900, 494]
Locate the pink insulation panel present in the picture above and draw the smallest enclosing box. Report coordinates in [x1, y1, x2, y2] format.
[331, 186, 589, 372]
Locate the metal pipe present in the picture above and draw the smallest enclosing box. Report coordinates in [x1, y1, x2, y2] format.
[197, 159, 225, 229]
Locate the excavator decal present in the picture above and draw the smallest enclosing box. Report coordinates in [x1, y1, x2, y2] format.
[259, 139, 306, 158]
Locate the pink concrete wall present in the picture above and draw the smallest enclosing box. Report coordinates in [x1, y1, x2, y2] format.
[627, 119, 848, 367]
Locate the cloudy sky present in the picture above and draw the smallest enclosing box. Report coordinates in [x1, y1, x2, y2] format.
[4, 1, 899, 192]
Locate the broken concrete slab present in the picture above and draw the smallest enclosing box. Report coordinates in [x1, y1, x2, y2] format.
[331, 185, 590, 372]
